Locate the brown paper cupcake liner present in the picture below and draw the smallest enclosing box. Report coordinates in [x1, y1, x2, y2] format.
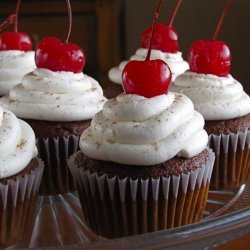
[0, 158, 44, 248]
[208, 129, 250, 190]
[68, 149, 214, 238]
[37, 135, 80, 195]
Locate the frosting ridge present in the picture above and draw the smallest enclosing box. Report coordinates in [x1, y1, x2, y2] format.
[0, 50, 36, 95]
[80, 93, 208, 165]
[0, 68, 107, 121]
[0, 106, 36, 178]
[172, 71, 250, 120]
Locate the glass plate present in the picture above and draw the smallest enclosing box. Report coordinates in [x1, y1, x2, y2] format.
[19, 181, 250, 249]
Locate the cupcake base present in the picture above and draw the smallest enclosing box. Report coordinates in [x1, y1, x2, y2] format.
[204, 113, 250, 135]
[204, 114, 250, 190]
[69, 148, 214, 239]
[208, 129, 250, 190]
[0, 158, 44, 248]
[24, 119, 91, 195]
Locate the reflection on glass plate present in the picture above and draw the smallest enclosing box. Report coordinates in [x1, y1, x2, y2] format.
[28, 193, 98, 249]
[18, 182, 250, 249]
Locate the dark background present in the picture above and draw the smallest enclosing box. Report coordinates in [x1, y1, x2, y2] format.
[0, 0, 249, 94]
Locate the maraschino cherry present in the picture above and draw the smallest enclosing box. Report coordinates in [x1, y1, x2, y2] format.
[141, 0, 184, 53]
[0, 0, 33, 51]
[35, 0, 85, 73]
[188, 0, 232, 77]
[122, 0, 172, 98]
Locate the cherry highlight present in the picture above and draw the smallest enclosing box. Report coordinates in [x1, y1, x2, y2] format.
[168, 0, 183, 27]
[145, 0, 163, 61]
[213, 0, 233, 41]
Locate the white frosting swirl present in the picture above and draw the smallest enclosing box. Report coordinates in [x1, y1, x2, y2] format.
[172, 71, 250, 120]
[108, 48, 189, 85]
[0, 50, 36, 95]
[0, 68, 107, 121]
[79, 93, 208, 166]
[0, 106, 36, 179]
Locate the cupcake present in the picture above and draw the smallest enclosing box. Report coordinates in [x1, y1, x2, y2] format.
[0, 36, 107, 195]
[69, 12, 214, 236]
[0, 106, 44, 248]
[171, 2, 250, 189]
[106, 0, 189, 99]
[172, 72, 250, 189]
[69, 92, 214, 238]
[0, 8, 36, 96]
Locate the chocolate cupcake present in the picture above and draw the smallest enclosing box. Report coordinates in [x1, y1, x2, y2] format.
[0, 106, 44, 248]
[70, 1, 214, 237]
[172, 71, 250, 190]
[0, 0, 108, 195]
[69, 92, 214, 238]
[171, 1, 250, 189]
[0, 67, 107, 195]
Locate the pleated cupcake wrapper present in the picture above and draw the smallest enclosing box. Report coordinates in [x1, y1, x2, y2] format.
[208, 129, 250, 190]
[0, 158, 44, 247]
[36, 134, 80, 195]
[68, 148, 214, 238]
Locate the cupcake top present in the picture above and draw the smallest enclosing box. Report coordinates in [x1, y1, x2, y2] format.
[0, 68, 107, 122]
[0, 106, 36, 178]
[108, 48, 189, 85]
[0, 50, 36, 95]
[172, 71, 250, 120]
[79, 92, 208, 166]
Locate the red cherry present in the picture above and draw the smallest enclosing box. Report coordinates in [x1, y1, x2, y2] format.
[122, 0, 172, 98]
[122, 59, 172, 98]
[188, 0, 233, 77]
[141, 23, 179, 53]
[35, 36, 85, 73]
[0, 1, 33, 51]
[0, 31, 32, 51]
[141, 0, 184, 53]
[188, 40, 231, 77]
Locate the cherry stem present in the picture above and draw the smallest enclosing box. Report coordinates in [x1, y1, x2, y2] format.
[65, 0, 72, 43]
[168, 0, 183, 27]
[0, 14, 17, 33]
[145, 0, 163, 61]
[14, 0, 21, 32]
[213, 0, 232, 41]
